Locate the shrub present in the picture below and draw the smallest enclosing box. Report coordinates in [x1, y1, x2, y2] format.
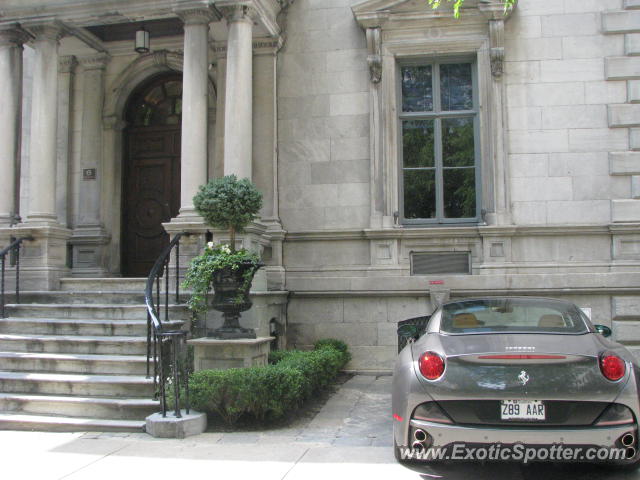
[187, 339, 350, 425]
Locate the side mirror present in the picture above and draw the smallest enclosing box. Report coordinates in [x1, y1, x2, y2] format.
[397, 324, 419, 338]
[594, 325, 612, 338]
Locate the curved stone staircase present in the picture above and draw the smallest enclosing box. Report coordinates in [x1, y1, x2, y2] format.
[0, 278, 188, 432]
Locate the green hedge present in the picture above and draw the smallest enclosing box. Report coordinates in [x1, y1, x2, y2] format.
[186, 339, 350, 425]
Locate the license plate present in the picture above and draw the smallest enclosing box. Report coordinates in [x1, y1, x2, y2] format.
[500, 400, 545, 421]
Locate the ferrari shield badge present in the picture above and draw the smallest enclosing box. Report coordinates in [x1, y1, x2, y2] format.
[518, 370, 530, 386]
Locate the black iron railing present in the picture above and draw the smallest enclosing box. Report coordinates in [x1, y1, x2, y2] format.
[1, 236, 33, 318]
[145, 232, 191, 418]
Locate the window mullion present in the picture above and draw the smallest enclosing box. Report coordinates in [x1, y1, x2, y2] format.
[433, 63, 444, 221]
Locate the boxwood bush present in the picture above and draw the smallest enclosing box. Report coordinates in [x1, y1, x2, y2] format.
[186, 339, 350, 425]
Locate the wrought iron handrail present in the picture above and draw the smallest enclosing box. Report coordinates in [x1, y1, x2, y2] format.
[1, 236, 33, 318]
[145, 232, 191, 418]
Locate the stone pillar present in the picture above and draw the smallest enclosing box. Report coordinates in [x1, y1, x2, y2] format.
[25, 22, 64, 226]
[0, 27, 29, 226]
[71, 53, 110, 276]
[175, 7, 214, 219]
[222, 5, 254, 180]
[56, 55, 76, 227]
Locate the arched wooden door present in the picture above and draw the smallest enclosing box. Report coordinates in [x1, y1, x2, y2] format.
[122, 74, 182, 277]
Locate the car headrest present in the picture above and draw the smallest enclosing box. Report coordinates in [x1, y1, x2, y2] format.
[452, 313, 481, 328]
[538, 314, 565, 328]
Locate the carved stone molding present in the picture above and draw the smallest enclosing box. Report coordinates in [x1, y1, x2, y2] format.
[488, 19, 505, 78]
[211, 37, 282, 57]
[0, 25, 31, 48]
[23, 20, 65, 43]
[58, 55, 77, 74]
[78, 52, 110, 71]
[366, 27, 382, 84]
[174, 6, 218, 25]
[219, 4, 258, 23]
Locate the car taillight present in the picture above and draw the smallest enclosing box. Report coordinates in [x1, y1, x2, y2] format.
[600, 353, 626, 381]
[419, 351, 445, 380]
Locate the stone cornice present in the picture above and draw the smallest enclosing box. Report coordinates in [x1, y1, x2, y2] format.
[285, 224, 624, 242]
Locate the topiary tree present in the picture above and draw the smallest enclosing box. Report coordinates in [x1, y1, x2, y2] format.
[193, 175, 263, 252]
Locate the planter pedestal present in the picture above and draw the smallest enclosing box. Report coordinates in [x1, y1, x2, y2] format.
[188, 336, 275, 371]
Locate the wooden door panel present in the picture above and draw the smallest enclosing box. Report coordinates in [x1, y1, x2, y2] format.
[123, 129, 180, 277]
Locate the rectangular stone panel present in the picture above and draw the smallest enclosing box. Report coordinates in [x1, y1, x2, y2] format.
[613, 296, 640, 319]
[612, 199, 640, 222]
[606, 56, 640, 80]
[610, 152, 640, 174]
[603, 11, 640, 34]
[609, 104, 640, 127]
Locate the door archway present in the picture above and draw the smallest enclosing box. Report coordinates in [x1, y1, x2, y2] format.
[122, 74, 182, 277]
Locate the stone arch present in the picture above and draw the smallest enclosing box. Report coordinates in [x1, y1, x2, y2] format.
[102, 50, 217, 274]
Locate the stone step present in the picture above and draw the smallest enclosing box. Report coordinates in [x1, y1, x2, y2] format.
[14, 291, 149, 305]
[0, 351, 150, 375]
[0, 371, 154, 398]
[4, 304, 191, 321]
[0, 333, 148, 355]
[0, 412, 145, 432]
[0, 393, 159, 420]
[60, 278, 150, 292]
[0, 317, 182, 337]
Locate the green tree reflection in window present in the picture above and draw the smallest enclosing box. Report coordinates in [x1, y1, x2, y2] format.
[401, 61, 478, 222]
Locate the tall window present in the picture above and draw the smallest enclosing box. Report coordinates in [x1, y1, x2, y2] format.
[400, 60, 479, 224]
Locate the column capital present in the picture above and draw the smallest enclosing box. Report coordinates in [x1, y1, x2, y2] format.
[77, 52, 110, 71]
[58, 55, 77, 74]
[23, 20, 65, 43]
[0, 25, 31, 48]
[174, 5, 218, 25]
[219, 4, 258, 24]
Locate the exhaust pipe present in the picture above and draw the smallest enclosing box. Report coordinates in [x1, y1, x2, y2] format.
[622, 433, 635, 447]
[412, 440, 425, 452]
[413, 429, 427, 442]
[626, 447, 636, 459]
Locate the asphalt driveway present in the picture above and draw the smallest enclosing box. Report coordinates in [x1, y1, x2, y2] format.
[1, 375, 639, 479]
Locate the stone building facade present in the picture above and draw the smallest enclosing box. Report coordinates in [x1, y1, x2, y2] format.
[0, 0, 638, 370]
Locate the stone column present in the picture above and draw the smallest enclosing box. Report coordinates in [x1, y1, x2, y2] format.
[0, 27, 29, 226]
[71, 53, 110, 276]
[175, 7, 214, 219]
[56, 55, 76, 227]
[222, 5, 255, 180]
[25, 22, 64, 226]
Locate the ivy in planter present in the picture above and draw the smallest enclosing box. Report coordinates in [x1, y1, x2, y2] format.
[182, 243, 260, 314]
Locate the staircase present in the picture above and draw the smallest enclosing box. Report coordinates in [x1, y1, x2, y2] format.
[0, 278, 189, 432]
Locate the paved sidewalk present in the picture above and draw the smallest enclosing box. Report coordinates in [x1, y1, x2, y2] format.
[0, 375, 636, 479]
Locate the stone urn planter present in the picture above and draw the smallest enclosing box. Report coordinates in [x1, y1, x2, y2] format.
[209, 260, 263, 339]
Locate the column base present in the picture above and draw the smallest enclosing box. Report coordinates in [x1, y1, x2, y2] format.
[1, 224, 72, 291]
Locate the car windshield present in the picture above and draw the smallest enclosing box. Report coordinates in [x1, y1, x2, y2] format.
[440, 298, 590, 335]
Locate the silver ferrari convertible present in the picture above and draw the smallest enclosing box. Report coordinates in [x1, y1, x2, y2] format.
[393, 297, 640, 468]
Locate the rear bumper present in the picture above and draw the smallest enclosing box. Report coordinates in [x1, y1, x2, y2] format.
[408, 418, 635, 449]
